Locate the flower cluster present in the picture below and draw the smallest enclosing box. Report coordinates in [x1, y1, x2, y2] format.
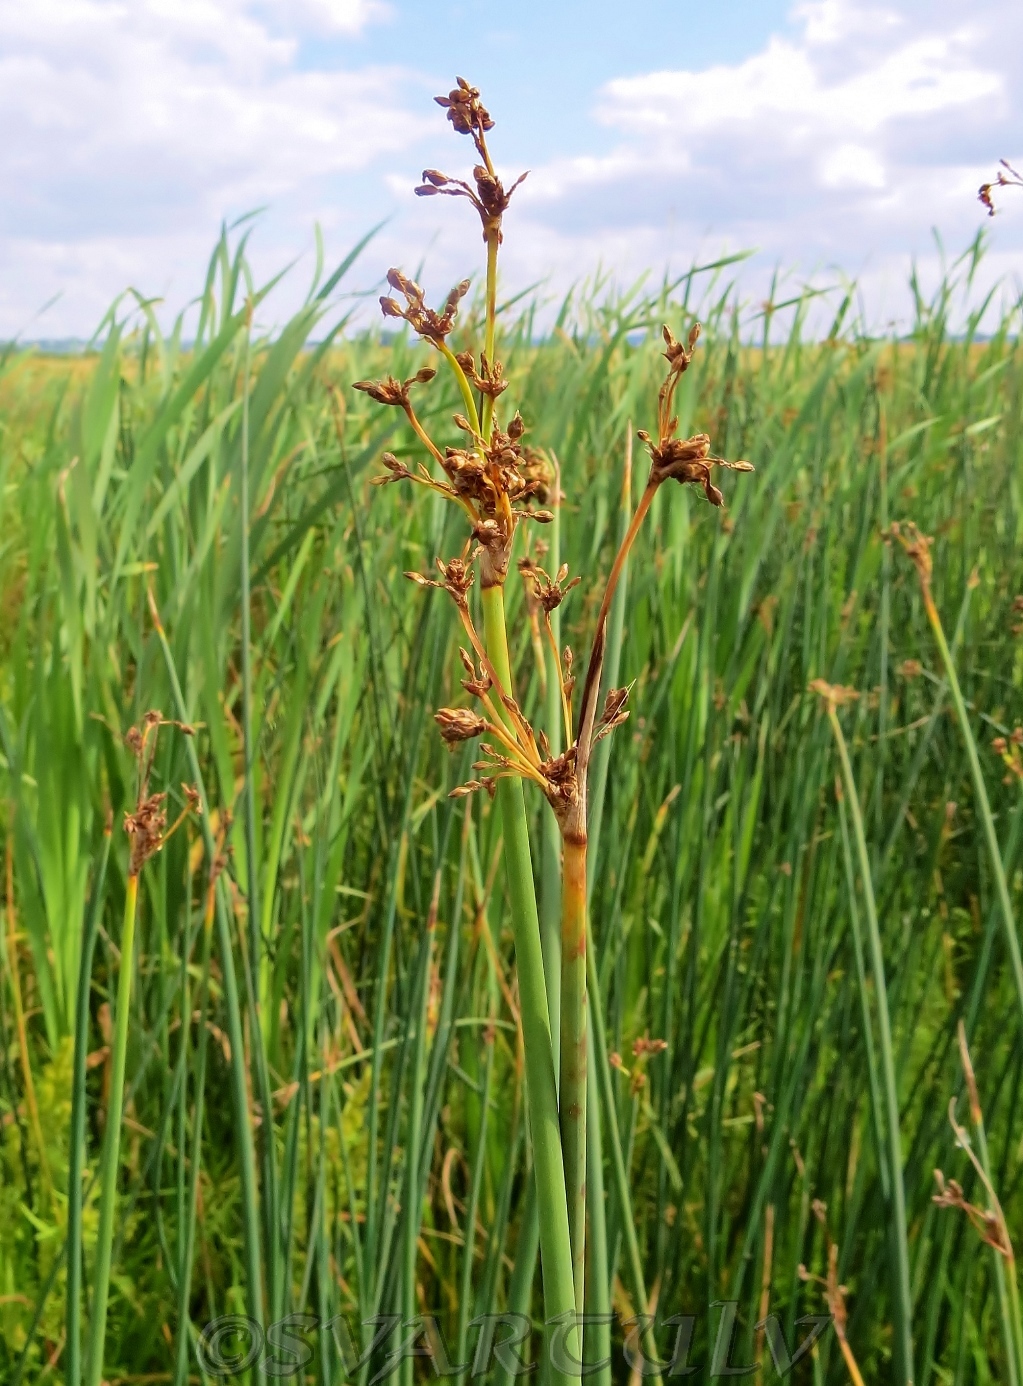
[637, 326, 753, 507]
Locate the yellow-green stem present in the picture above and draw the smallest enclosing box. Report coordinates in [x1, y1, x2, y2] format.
[481, 583, 578, 1380]
[560, 836, 587, 1319]
[86, 874, 139, 1386]
[482, 231, 499, 438]
[438, 340, 482, 437]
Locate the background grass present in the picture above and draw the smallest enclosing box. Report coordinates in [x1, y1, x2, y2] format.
[1, 229, 1023, 1383]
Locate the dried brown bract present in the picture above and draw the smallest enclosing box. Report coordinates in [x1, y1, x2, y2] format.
[595, 686, 630, 743]
[435, 707, 490, 745]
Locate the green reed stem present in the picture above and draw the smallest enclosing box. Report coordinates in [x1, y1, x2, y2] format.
[922, 589, 1023, 1023]
[173, 891, 215, 1386]
[438, 340, 482, 437]
[586, 941, 663, 1386]
[85, 874, 138, 1386]
[826, 705, 914, 1384]
[66, 830, 111, 1386]
[150, 598, 265, 1330]
[584, 1020, 611, 1386]
[560, 837, 587, 1318]
[481, 582, 576, 1380]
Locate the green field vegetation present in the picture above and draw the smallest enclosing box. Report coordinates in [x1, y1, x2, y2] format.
[1, 228, 1023, 1384]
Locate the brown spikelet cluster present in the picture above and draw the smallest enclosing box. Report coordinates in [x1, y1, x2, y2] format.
[414, 78, 528, 244]
[889, 520, 933, 589]
[978, 159, 1022, 216]
[808, 678, 860, 711]
[378, 270, 470, 343]
[638, 326, 754, 506]
[933, 1022, 1016, 1260]
[355, 78, 754, 836]
[123, 710, 200, 878]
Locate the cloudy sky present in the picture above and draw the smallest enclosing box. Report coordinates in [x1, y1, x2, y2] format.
[1, 0, 1020, 338]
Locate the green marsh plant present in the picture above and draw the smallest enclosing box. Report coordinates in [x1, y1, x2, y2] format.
[355, 77, 752, 1374]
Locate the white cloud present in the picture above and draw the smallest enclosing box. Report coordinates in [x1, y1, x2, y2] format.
[820, 143, 886, 189]
[596, 30, 1001, 141]
[0, 0, 1019, 337]
[0, 0, 422, 333]
[492, 0, 1020, 331]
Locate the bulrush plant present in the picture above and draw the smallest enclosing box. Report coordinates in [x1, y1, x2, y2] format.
[355, 78, 752, 1369]
[84, 712, 199, 1386]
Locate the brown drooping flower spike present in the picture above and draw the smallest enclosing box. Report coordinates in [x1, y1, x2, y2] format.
[122, 711, 200, 878]
[978, 159, 1023, 216]
[637, 326, 754, 507]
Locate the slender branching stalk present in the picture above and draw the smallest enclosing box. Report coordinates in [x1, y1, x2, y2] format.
[357, 76, 751, 1377]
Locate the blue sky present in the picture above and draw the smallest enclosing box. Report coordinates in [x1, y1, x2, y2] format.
[0, 0, 1020, 337]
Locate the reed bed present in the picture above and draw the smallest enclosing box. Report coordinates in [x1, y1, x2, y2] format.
[1, 175, 1022, 1385]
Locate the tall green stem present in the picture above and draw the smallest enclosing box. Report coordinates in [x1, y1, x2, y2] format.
[150, 596, 265, 1331]
[560, 837, 587, 1318]
[85, 875, 138, 1386]
[66, 832, 111, 1386]
[826, 706, 914, 1384]
[481, 584, 576, 1380]
[923, 591, 1023, 1022]
[587, 943, 663, 1386]
[174, 893, 215, 1386]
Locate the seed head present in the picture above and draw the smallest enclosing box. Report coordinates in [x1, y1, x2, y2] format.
[455, 350, 508, 399]
[809, 679, 860, 710]
[371, 452, 414, 487]
[378, 269, 471, 343]
[125, 792, 168, 877]
[889, 521, 933, 588]
[352, 369, 435, 409]
[416, 82, 527, 243]
[522, 561, 581, 614]
[434, 78, 494, 137]
[458, 647, 492, 700]
[405, 553, 476, 607]
[638, 324, 753, 506]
